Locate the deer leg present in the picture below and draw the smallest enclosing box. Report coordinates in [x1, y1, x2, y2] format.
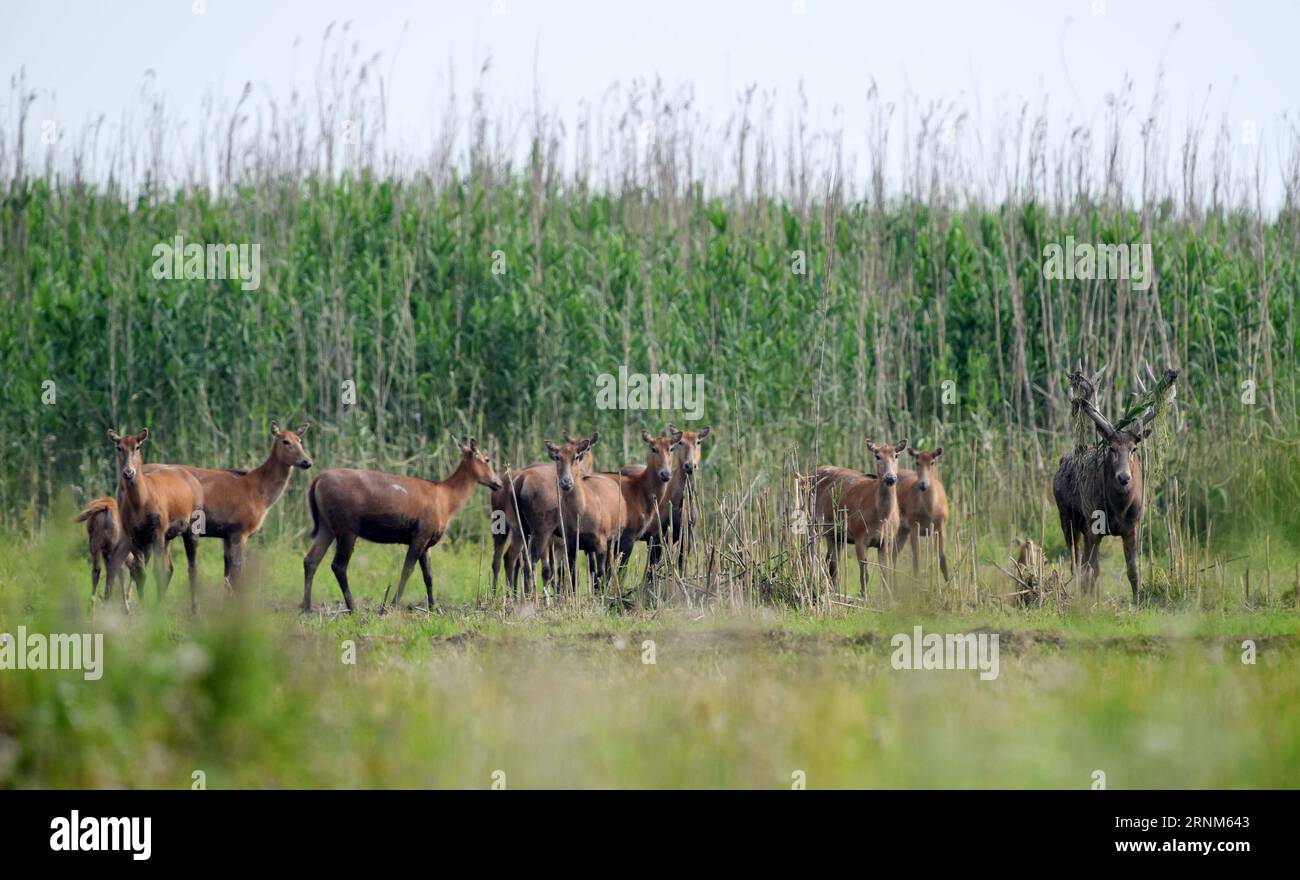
[491, 532, 506, 598]
[330, 534, 357, 612]
[387, 542, 423, 610]
[182, 530, 200, 615]
[1122, 531, 1140, 604]
[1058, 510, 1077, 575]
[302, 530, 333, 612]
[419, 550, 435, 610]
[222, 539, 236, 592]
[106, 540, 131, 606]
[90, 552, 102, 599]
[504, 535, 523, 602]
[824, 534, 839, 587]
[854, 540, 870, 598]
[229, 536, 248, 591]
[152, 533, 172, 600]
[909, 524, 921, 577]
[936, 522, 950, 582]
[128, 546, 148, 608]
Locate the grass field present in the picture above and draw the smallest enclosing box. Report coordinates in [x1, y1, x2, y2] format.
[3, 510, 1298, 790]
[3, 37, 1300, 790]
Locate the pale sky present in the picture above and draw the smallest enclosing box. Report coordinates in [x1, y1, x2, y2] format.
[3, 0, 1297, 203]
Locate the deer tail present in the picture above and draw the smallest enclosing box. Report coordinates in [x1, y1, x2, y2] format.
[307, 477, 321, 538]
[75, 497, 116, 523]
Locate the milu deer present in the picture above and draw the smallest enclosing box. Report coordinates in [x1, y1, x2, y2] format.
[620, 424, 711, 575]
[490, 432, 598, 600]
[146, 421, 313, 590]
[1052, 367, 1175, 602]
[812, 439, 908, 597]
[106, 430, 205, 612]
[895, 446, 950, 580]
[75, 496, 133, 600]
[302, 438, 502, 612]
[548, 430, 678, 593]
[1053, 404, 1156, 602]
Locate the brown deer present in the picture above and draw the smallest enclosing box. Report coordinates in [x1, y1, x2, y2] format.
[895, 446, 950, 580]
[490, 432, 597, 600]
[302, 438, 502, 612]
[106, 430, 205, 612]
[146, 420, 313, 590]
[620, 424, 711, 574]
[74, 496, 132, 599]
[812, 439, 908, 597]
[1052, 367, 1176, 602]
[549, 430, 678, 593]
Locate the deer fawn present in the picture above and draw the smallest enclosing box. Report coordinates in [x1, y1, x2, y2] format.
[107, 430, 205, 612]
[812, 439, 908, 598]
[75, 496, 132, 600]
[302, 438, 502, 612]
[146, 420, 312, 590]
[895, 446, 950, 580]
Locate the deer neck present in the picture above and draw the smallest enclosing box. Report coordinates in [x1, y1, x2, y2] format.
[635, 462, 668, 508]
[251, 447, 294, 509]
[437, 458, 479, 520]
[666, 463, 690, 511]
[119, 458, 149, 509]
[875, 475, 898, 518]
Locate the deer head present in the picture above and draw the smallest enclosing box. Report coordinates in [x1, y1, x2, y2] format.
[456, 437, 502, 491]
[107, 428, 149, 483]
[906, 445, 943, 492]
[270, 420, 314, 469]
[641, 430, 679, 483]
[1083, 402, 1154, 495]
[667, 423, 710, 475]
[867, 439, 909, 487]
[546, 432, 597, 493]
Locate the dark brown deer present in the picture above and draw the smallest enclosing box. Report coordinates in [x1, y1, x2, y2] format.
[490, 432, 597, 600]
[549, 430, 678, 593]
[812, 439, 908, 597]
[146, 421, 312, 590]
[302, 438, 502, 612]
[106, 430, 205, 612]
[620, 424, 711, 575]
[1052, 367, 1176, 602]
[75, 496, 132, 599]
[895, 446, 950, 580]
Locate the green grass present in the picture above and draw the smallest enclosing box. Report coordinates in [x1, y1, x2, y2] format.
[2, 516, 1298, 789]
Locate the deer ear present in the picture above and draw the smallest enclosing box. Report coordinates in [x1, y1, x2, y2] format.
[669, 428, 683, 445]
[468, 437, 479, 451]
[641, 430, 654, 445]
[295, 422, 309, 437]
[895, 438, 908, 453]
[138, 428, 150, 445]
[545, 441, 560, 459]
[588, 431, 599, 446]
[270, 420, 282, 436]
[108, 429, 121, 443]
[933, 447, 943, 459]
[666, 423, 679, 435]
[697, 426, 711, 441]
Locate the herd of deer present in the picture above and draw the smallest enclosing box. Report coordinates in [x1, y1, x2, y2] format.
[74, 370, 1167, 613]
